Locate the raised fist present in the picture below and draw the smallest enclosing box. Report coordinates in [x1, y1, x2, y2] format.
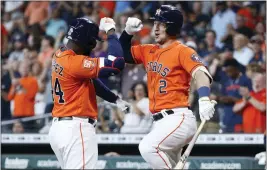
[125, 17, 143, 35]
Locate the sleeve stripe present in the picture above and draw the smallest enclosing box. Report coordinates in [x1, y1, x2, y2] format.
[108, 55, 116, 61]
[99, 58, 104, 68]
[191, 65, 213, 84]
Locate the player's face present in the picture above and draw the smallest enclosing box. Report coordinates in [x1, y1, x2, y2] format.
[153, 21, 168, 44]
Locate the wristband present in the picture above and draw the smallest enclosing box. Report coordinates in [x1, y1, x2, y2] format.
[197, 86, 210, 98]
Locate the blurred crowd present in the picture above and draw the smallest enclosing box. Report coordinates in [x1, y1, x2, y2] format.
[1, 1, 266, 134]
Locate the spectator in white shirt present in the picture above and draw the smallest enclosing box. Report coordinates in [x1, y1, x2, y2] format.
[120, 82, 152, 134]
[211, 1, 236, 48]
[233, 34, 254, 66]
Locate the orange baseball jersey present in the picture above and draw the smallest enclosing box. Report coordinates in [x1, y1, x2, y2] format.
[51, 48, 101, 119]
[8, 76, 38, 117]
[237, 88, 266, 133]
[131, 41, 204, 113]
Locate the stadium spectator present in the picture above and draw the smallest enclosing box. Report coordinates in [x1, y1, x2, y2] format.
[7, 34, 25, 64]
[1, 61, 12, 121]
[27, 23, 44, 51]
[190, 2, 210, 41]
[198, 30, 220, 66]
[97, 102, 124, 133]
[120, 82, 152, 134]
[38, 35, 55, 66]
[1, 24, 9, 57]
[233, 34, 254, 66]
[24, 1, 49, 26]
[121, 65, 147, 100]
[237, 2, 263, 30]
[7, 61, 38, 118]
[249, 35, 265, 64]
[233, 73, 266, 133]
[216, 58, 252, 133]
[45, 7, 67, 39]
[4, 1, 24, 14]
[221, 14, 254, 49]
[12, 120, 25, 133]
[25, 47, 39, 63]
[97, 1, 116, 19]
[211, 1, 236, 48]
[31, 61, 46, 115]
[246, 63, 264, 79]
[81, 2, 99, 23]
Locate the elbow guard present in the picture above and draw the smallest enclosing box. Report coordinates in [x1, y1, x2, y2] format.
[192, 66, 213, 84]
[98, 55, 125, 77]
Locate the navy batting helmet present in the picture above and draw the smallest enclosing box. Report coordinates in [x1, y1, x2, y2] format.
[150, 5, 183, 36]
[66, 18, 102, 48]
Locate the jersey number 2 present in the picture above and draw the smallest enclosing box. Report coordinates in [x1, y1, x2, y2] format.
[53, 78, 65, 104]
[159, 80, 167, 94]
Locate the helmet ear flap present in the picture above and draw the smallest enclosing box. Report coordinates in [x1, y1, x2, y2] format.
[166, 23, 180, 36]
[88, 39, 97, 49]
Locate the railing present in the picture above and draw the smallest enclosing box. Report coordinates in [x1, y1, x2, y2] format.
[1, 133, 264, 145]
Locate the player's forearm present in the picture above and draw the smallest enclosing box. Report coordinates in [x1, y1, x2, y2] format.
[194, 70, 211, 98]
[107, 33, 123, 57]
[119, 31, 136, 64]
[93, 79, 118, 103]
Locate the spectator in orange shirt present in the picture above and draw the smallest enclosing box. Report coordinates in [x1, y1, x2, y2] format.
[97, 1, 116, 19]
[24, 1, 49, 26]
[1, 24, 8, 57]
[237, 2, 263, 30]
[233, 73, 266, 133]
[8, 60, 39, 118]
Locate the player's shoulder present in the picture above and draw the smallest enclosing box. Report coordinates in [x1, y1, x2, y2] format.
[54, 49, 75, 58]
[135, 43, 157, 50]
[177, 42, 194, 50]
[175, 42, 197, 55]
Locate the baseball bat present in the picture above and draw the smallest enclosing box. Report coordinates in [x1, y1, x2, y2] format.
[174, 120, 206, 169]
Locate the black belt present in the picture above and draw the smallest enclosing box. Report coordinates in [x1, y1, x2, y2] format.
[152, 110, 174, 121]
[57, 117, 96, 126]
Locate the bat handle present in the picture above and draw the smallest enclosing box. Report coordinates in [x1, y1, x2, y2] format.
[175, 161, 185, 169]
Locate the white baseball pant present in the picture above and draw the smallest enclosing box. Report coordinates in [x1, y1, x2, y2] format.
[48, 117, 97, 169]
[138, 107, 197, 169]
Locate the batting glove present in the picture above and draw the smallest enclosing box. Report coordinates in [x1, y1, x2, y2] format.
[99, 17, 116, 33]
[198, 97, 217, 121]
[116, 98, 131, 112]
[125, 17, 143, 35]
[255, 151, 266, 165]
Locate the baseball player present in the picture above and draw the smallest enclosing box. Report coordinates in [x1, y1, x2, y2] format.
[48, 17, 129, 169]
[119, 5, 217, 169]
